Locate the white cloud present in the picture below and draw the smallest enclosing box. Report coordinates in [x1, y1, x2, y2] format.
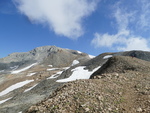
[91, 0, 150, 51]
[92, 30, 129, 48]
[92, 31, 150, 51]
[118, 37, 150, 51]
[13, 0, 98, 39]
[137, 0, 150, 30]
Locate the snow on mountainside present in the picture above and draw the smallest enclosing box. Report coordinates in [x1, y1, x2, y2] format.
[56, 66, 101, 82]
[0, 46, 93, 113]
[0, 46, 91, 74]
[0, 80, 34, 97]
[103, 55, 113, 59]
[11, 63, 37, 74]
[0, 97, 12, 105]
[0, 46, 150, 113]
[71, 60, 80, 66]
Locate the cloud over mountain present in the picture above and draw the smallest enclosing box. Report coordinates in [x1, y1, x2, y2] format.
[13, 0, 98, 39]
[92, 0, 150, 51]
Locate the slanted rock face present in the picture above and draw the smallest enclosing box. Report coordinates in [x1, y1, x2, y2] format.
[114, 50, 150, 61]
[90, 55, 150, 79]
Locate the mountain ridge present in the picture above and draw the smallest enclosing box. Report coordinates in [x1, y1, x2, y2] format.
[27, 55, 150, 113]
[0, 46, 91, 73]
[0, 46, 150, 113]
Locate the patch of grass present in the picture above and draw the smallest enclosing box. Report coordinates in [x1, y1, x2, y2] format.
[114, 96, 126, 104]
[49, 105, 59, 111]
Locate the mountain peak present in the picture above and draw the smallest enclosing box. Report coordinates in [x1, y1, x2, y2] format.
[0, 45, 90, 72]
[31, 45, 60, 52]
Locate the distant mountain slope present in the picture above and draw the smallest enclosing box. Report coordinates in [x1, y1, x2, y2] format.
[114, 50, 150, 61]
[0, 46, 90, 73]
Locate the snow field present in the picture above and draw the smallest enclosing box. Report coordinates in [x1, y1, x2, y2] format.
[0, 97, 12, 104]
[103, 55, 113, 59]
[89, 55, 95, 58]
[0, 80, 34, 97]
[47, 68, 59, 71]
[56, 66, 101, 82]
[27, 72, 36, 76]
[0, 70, 4, 73]
[11, 63, 37, 74]
[24, 83, 38, 92]
[77, 51, 82, 54]
[47, 71, 63, 79]
[48, 65, 53, 67]
[71, 60, 79, 66]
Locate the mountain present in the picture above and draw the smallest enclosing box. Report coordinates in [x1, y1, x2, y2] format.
[0, 46, 91, 113]
[0, 47, 149, 113]
[0, 46, 90, 73]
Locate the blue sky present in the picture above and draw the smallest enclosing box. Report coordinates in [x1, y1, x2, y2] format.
[0, 0, 150, 58]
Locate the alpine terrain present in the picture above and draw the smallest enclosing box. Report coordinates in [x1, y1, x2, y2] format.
[0, 46, 149, 113]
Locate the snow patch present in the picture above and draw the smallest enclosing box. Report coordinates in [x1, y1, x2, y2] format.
[0, 97, 12, 104]
[62, 67, 70, 70]
[24, 84, 38, 92]
[89, 55, 95, 58]
[48, 65, 53, 67]
[47, 68, 59, 71]
[56, 66, 101, 82]
[11, 63, 37, 74]
[71, 60, 80, 66]
[0, 80, 34, 97]
[0, 70, 4, 73]
[77, 51, 82, 54]
[27, 73, 36, 76]
[47, 67, 69, 71]
[10, 66, 18, 70]
[47, 71, 63, 79]
[103, 55, 113, 59]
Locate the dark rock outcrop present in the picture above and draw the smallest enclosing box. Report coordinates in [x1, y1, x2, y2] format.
[114, 50, 150, 61]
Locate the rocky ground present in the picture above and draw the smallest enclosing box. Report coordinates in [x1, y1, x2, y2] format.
[27, 56, 150, 113]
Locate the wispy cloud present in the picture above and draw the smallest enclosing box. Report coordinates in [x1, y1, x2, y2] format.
[137, 0, 150, 31]
[92, 32, 150, 51]
[13, 0, 99, 39]
[92, 0, 150, 51]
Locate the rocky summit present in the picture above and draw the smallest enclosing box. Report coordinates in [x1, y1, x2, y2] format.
[0, 46, 150, 113]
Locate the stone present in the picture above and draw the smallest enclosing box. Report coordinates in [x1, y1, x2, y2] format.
[108, 107, 112, 111]
[97, 96, 103, 101]
[137, 107, 142, 112]
[85, 108, 90, 112]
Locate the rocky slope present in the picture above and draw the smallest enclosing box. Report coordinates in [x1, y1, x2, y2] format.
[0, 47, 150, 113]
[27, 56, 150, 113]
[0, 46, 91, 113]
